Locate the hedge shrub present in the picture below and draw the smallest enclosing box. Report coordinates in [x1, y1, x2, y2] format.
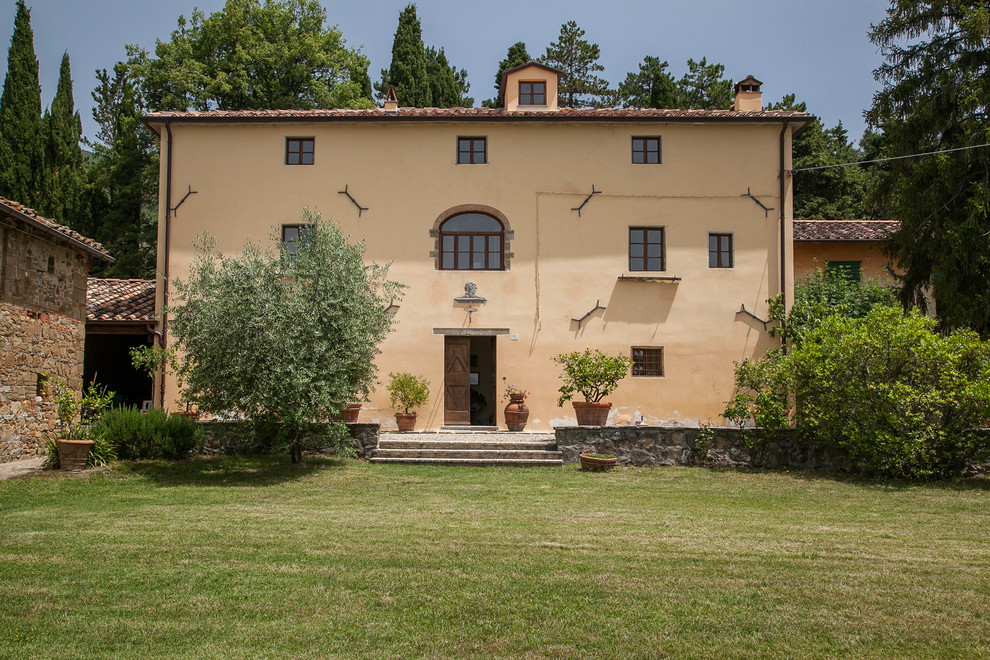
[95, 407, 204, 460]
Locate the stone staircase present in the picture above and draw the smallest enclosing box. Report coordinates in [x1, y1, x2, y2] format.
[369, 430, 562, 467]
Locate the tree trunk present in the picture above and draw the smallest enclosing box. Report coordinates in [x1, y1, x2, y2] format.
[291, 442, 303, 465]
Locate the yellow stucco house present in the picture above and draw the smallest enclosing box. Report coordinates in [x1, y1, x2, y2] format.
[143, 64, 812, 430]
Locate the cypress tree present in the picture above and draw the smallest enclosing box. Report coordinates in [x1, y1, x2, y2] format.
[425, 47, 458, 108]
[483, 42, 530, 108]
[0, 0, 44, 206]
[376, 4, 431, 107]
[43, 52, 84, 222]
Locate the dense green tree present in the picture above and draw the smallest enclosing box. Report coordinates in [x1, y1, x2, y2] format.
[867, 1, 990, 333]
[83, 66, 157, 278]
[169, 212, 403, 464]
[618, 56, 678, 109]
[377, 4, 469, 108]
[483, 41, 530, 108]
[541, 21, 610, 108]
[425, 46, 471, 107]
[42, 52, 84, 223]
[127, 0, 373, 111]
[0, 0, 44, 206]
[376, 3, 431, 107]
[676, 57, 732, 109]
[768, 94, 871, 220]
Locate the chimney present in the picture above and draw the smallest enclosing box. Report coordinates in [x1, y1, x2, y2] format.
[383, 85, 398, 113]
[732, 75, 762, 112]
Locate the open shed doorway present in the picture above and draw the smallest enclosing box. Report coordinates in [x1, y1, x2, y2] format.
[443, 335, 496, 426]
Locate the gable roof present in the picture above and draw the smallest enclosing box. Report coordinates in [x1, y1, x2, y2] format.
[0, 197, 113, 261]
[793, 219, 900, 241]
[87, 278, 156, 322]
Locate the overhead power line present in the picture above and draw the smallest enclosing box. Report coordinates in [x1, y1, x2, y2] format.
[789, 142, 990, 173]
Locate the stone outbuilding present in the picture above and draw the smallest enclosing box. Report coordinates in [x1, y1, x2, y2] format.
[0, 198, 113, 461]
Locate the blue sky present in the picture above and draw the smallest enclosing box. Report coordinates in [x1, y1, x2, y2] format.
[1, 0, 890, 142]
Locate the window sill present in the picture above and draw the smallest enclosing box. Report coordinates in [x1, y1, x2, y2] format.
[618, 274, 681, 282]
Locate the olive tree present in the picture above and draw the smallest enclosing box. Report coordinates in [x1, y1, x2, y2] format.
[169, 211, 403, 463]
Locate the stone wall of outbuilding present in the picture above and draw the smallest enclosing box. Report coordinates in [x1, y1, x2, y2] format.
[0, 223, 90, 462]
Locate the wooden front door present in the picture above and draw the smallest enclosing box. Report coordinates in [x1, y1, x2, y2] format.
[444, 336, 471, 425]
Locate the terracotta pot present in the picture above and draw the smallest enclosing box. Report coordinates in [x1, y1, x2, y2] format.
[340, 403, 362, 424]
[572, 401, 611, 426]
[504, 394, 529, 431]
[57, 439, 94, 471]
[580, 453, 617, 471]
[395, 413, 417, 432]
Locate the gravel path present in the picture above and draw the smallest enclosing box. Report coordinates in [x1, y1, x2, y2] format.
[0, 456, 44, 480]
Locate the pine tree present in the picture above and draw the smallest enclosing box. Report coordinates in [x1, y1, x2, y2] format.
[676, 57, 732, 109]
[483, 41, 530, 107]
[618, 56, 678, 109]
[376, 4, 431, 107]
[0, 0, 44, 206]
[43, 52, 84, 223]
[541, 21, 610, 108]
[867, 0, 990, 333]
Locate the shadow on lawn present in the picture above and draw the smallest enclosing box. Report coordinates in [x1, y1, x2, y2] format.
[120, 454, 346, 488]
[706, 465, 990, 491]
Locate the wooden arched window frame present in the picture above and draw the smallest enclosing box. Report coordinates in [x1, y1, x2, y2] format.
[430, 204, 513, 271]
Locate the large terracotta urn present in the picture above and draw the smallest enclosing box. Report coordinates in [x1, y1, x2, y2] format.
[503, 394, 529, 432]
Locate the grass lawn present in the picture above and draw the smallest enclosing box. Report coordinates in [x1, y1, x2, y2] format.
[1, 458, 988, 659]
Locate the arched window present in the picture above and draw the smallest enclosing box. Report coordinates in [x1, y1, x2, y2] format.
[439, 212, 504, 270]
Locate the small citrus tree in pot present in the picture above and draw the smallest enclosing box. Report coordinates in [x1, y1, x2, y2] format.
[387, 372, 430, 431]
[552, 348, 632, 426]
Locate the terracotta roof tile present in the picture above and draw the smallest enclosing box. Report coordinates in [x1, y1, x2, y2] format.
[793, 219, 900, 241]
[144, 107, 811, 122]
[87, 278, 156, 322]
[0, 197, 112, 260]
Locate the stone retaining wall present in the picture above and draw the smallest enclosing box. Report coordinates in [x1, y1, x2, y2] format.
[199, 420, 380, 458]
[554, 426, 851, 471]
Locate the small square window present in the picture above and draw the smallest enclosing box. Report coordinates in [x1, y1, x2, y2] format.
[457, 137, 487, 164]
[709, 233, 733, 268]
[826, 260, 862, 283]
[286, 138, 314, 165]
[282, 224, 311, 255]
[632, 347, 663, 377]
[519, 81, 546, 106]
[632, 137, 661, 164]
[629, 226, 665, 271]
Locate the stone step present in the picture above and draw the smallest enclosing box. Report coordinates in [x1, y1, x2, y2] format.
[374, 448, 562, 460]
[381, 431, 555, 444]
[369, 456, 564, 467]
[378, 439, 556, 451]
[371, 430, 561, 466]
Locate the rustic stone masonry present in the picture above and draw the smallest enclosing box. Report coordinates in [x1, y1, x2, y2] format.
[0, 211, 107, 462]
[554, 426, 851, 471]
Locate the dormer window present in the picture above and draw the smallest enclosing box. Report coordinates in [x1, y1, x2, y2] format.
[519, 81, 546, 106]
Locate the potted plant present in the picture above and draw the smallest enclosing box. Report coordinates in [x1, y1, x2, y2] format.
[552, 348, 632, 426]
[386, 372, 430, 432]
[579, 452, 617, 471]
[49, 378, 115, 471]
[501, 381, 530, 431]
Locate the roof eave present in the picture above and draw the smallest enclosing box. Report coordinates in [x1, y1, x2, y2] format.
[1, 205, 114, 262]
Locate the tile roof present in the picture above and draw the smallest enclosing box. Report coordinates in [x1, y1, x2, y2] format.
[0, 197, 112, 260]
[793, 220, 900, 241]
[87, 278, 156, 322]
[144, 106, 812, 123]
